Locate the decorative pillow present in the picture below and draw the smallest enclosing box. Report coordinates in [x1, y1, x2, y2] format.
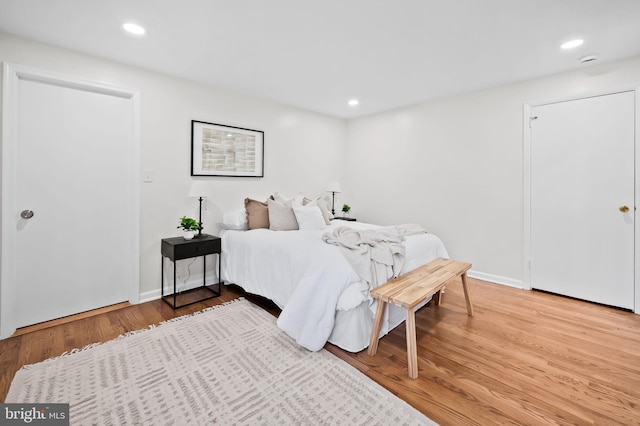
[267, 199, 299, 231]
[273, 192, 305, 204]
[292, 201, 326, 230]
[303, 196, 332, 225]
[222, 208, 248, 230]
[316, 197, 332, 224]
[244, 198, 269, 230]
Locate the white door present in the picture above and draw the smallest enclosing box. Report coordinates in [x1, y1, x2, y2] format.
[530, 91, 635, 309]
[1, 64, 139, 334]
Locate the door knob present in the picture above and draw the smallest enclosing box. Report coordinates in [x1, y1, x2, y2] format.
[619, 205, 630, 213]
[20, 210, 34, 219]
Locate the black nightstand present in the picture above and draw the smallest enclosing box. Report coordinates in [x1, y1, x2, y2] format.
[331, 217, 357, 222]
[161, 234, 223, 309]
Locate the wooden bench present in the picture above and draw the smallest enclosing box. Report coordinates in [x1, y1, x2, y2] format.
[367, 258, 474, 379]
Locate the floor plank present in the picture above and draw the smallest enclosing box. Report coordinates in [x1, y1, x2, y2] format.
[1, 280, 639, 425]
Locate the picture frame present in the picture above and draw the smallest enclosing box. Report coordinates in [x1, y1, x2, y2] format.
[191, 120, 264, 177]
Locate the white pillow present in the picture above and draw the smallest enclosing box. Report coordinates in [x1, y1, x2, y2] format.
[221, 208, 248, 230]
[299, 195, 332, 225]
[292, 201, 326, 230]
[273, 192, 305, 204]
[315, 197, 332, 225]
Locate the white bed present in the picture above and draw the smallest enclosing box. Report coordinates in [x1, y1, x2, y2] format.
[221, 220, 448, 352]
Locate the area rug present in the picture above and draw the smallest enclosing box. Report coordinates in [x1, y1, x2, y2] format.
[7, 298, 437, 425]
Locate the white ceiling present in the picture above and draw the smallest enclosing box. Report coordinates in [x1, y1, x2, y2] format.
[1, 0, 640, 119]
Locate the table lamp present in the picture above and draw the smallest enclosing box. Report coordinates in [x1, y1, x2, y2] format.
[188, 180, 209, 237]
[325, 181, 342, 216]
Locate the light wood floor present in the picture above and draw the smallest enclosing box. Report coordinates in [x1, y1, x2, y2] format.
[1, 279, 639, 425]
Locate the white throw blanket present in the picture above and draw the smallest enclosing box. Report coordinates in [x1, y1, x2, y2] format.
[272, 223, 431, 352]
[322, 224, 426, 291]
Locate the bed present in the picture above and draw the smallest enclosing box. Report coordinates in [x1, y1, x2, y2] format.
[220, 218, 449, 352]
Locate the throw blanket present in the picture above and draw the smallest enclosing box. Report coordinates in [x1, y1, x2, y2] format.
[277, 224, 427, 352]
[322, 224, 427, 292]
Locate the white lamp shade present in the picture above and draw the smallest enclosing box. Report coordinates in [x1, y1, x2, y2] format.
[326, 181, 342, 193]
[188, 180, 209, 198]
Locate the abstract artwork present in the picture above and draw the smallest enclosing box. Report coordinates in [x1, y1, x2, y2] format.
[191, 120, 264, 177]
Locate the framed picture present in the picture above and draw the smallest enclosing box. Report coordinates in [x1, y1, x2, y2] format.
[191, 120, 264, 177]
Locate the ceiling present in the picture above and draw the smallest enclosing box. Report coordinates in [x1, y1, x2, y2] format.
[1, 0, 640, 119]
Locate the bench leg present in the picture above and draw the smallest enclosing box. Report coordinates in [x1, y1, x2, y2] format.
[368, 300, 386, 356]
[461, 272, 474, 316]
[433, 290, 442, 305]
[406, 308, 418, 379]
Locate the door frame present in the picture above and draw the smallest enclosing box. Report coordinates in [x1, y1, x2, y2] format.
[523, 87, 639, 313]
[1, 63, 141, 338]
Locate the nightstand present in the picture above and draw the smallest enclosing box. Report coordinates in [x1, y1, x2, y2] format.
[161, 234, 223, 309]
[331, 217, 357, 222]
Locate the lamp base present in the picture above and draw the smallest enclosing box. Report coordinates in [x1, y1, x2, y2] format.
[331, 191, 337, 216]
[196, 197, 204, 239]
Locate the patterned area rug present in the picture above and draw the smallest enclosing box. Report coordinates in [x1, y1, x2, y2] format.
[7, 298, 436, 425]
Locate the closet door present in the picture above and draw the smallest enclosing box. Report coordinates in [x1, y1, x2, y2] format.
[530, 91, 635, 309]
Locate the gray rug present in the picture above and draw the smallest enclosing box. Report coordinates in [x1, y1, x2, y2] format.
[7, 298, 436, 425]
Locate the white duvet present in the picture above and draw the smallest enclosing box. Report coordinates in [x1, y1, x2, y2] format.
[221, 221, 448, 351]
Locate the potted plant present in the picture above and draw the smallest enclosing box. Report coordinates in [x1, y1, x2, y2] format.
[177, 216, 200, 240]
[341, 204, 351, 218]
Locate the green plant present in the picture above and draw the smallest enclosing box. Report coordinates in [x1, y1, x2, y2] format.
[341, 204, 351, 213]
[177, 216, 200, 232]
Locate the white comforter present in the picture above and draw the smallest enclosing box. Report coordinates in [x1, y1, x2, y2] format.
[221, 221, 448, 351]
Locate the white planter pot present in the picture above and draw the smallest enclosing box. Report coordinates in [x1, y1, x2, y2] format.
[183, 230, 195, 240]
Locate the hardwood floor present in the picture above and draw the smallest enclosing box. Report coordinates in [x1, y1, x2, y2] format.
[1, 280, 639, 425]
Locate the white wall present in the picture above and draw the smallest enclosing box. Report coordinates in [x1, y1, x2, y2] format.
[0, 33, 348, 297]
[346, 55, 640, 285]
[4, 31, 640, 300]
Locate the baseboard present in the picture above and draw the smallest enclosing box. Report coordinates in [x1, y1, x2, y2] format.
[467, 270, 524, 289]
[139, 289, 162, 304]
[138, 270, 523, 303]
[139, 279, 222, 304]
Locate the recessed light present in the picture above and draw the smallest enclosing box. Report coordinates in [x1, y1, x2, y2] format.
[123, 22, 146, 35]
[348, 99, 359, 106]
[561, 39, 583, 50]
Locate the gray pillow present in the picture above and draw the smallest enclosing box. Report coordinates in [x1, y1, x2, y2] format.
[267, 199, 299, 231]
